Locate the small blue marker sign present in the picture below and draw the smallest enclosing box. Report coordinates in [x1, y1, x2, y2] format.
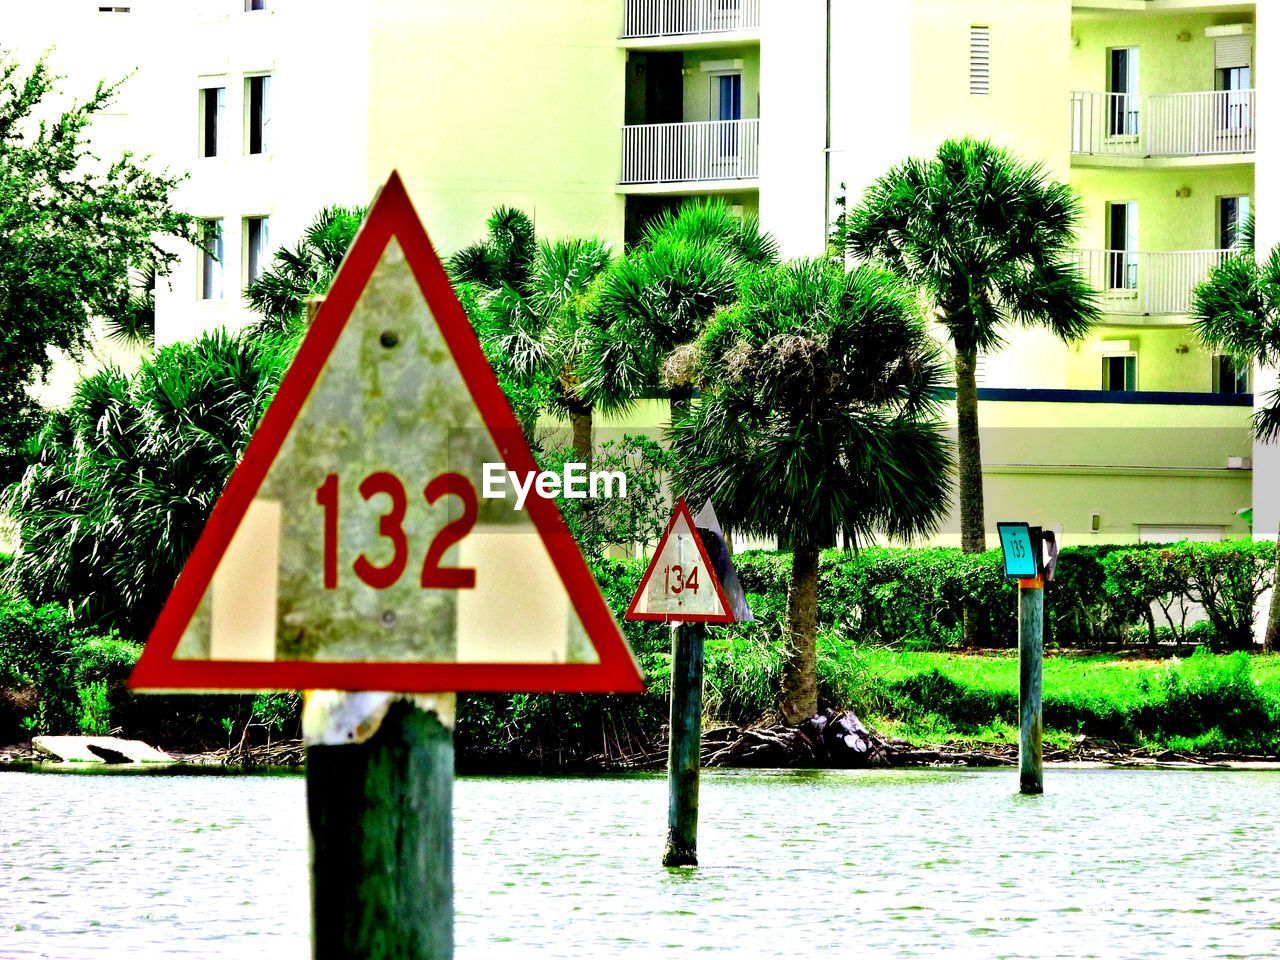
[997, 522, 1038, 579]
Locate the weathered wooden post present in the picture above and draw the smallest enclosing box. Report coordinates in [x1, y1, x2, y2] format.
[307, 697, 454, 960]
[664, 622, 705, 867]
[1017, 575, 1044, 795]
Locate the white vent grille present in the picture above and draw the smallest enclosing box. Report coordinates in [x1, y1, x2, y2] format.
[1215, 35, 1252, 69]
[970, 25, 990, 95]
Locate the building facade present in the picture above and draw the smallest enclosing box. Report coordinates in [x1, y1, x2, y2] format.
[4, 0, 1268, 546]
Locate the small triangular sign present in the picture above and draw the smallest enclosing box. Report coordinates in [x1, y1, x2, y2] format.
[129, 171, 643, 694]
[624, 498, 735, 623]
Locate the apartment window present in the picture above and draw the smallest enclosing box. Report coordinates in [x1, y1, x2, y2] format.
[199, 219, 224, 300]
[246, 74, 271, 155]
[1213, 355, 1250, 395]
[1107, 47, 1139, 136]
[1102, 354, 1137, 392]
[1215, 36, 1252, 131]
[245, 216, 270, 285]
[245, 0, 267, 10]
[199, 86, 225, 158]
[969, 26, 990, 96]
[1219, 196, 1250, 249]
[1106, 201, 1137, 290]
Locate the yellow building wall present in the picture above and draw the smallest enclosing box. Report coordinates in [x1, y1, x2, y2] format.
[909, 0, 1073, 179]
[367, 0, 628, 255]
[1071, 10, 1255, 95]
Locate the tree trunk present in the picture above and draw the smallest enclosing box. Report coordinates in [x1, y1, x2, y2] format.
[779, 541, 820, 726]
[955, 347, 986, 648]
[1264, 525, 1280, 654]
[569, 404, 593, 468]
[955, 347, 987, 553]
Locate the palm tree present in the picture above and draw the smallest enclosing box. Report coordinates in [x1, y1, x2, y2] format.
[673, 259, 953, 724]
[245, 205, 367, 335]
[447, 206, 537, 291]
[475, 237, 612, 462]
[846, 138, 1097, 562]
[1192, 215, 1280, 652]
[581, 197, 777, 419]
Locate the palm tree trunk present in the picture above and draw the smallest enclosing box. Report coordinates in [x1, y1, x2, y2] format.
[569, 404, 593, 468]
[955, 347, 987, 648]
[1264, 524, 1280, 654]
[779, 540, 820, 726]
[955, 347, 987, 553]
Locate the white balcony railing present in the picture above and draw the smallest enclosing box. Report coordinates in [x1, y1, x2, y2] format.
[622, 0, 761, 38]
[1073, 249, 1234, 316]
[621, 119, 759, 185]
[1070, 90, 1255, 158]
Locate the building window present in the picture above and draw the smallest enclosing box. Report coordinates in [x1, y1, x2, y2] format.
[1106, 47, 1139, 136]
[199, 86, 225, 158]
[245, 216, 270, 285]
[1106, 201, 1137, 290]
[1213, 355, 1250, 395]
[969, 26, 990, 96]
[246, 75, 271, 155]
[245, 0, 267, 10]
[1219, 195, 1250, 249]
[1102, 354, 1136, 392]
[199, 219, 224, 300]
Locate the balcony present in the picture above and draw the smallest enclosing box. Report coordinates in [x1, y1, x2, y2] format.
[1074, 249, 1232, 318]
[620, 119, 759, 192]
[1070, 90, 1255, 161]
[621, 0, 760, 44]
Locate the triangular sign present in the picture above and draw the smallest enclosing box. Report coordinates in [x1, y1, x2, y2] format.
[129, 171, 643, 694]
[624, 498, 735, 623]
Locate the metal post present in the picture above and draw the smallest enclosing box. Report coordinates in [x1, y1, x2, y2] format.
[663, 622, 705, 867]
[1018, 577, 1044, 795]
[307, 699, 454, 959]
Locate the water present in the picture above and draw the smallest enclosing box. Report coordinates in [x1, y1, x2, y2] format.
[1, 766, 1277, 958]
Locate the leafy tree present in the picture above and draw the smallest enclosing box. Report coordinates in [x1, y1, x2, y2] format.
[1192, 214, 1280, 651]
[0, 56, 192, 481]
[672, 259, 953, 723]
[447, 206, 537, 291]
[2, 331, 294, 638]
[846, 138, 1097, 563]
[476, 238, 612, 461]
[581, 198, 777, 418]
[245, 205, 366, 335]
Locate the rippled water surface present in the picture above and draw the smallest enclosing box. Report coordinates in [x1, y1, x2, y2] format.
[1, 767, 1277, 958]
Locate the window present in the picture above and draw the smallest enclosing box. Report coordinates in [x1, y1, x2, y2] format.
[199, 86, 225, 158]
[245, 0, 266, 10]
[246, 74, 271, 155]
[245, 216, 270, 285]
[1106, 201, 1137, 290]
[1215, 36, 1252, 131]
[1102, 354, 1136, 392]
[1219, 196, 1250, 249]
[199, 219, 224, 300]
[1107, 47, 1139, 136]
[1213, 355, 1250, 395]
[969, 26, 990, 95]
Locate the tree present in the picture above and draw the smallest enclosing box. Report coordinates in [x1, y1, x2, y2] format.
[0, 56, 192, 482]
[245, 205, 366, 335]
[2, 330, 294, 639]
[581, 198, 778, 419]
[447, 206, 537, 291]
[1192, 216, 1280, 652]
[672, 259, 953, 724]
[846, 138, 1097, 562]
[475, 238, 612, 462]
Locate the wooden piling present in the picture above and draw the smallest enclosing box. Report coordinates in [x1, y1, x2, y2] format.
[1018, 577, 1044, 795]
[307, 699, 453, 959]
[663, 622, 705, 867]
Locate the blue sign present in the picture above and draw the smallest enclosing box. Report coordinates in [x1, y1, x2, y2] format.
[997, 522, 1038, 579]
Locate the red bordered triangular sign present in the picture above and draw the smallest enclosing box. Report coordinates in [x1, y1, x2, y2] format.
[129, 171, 643, 694]
[624, 498, 734, 623]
